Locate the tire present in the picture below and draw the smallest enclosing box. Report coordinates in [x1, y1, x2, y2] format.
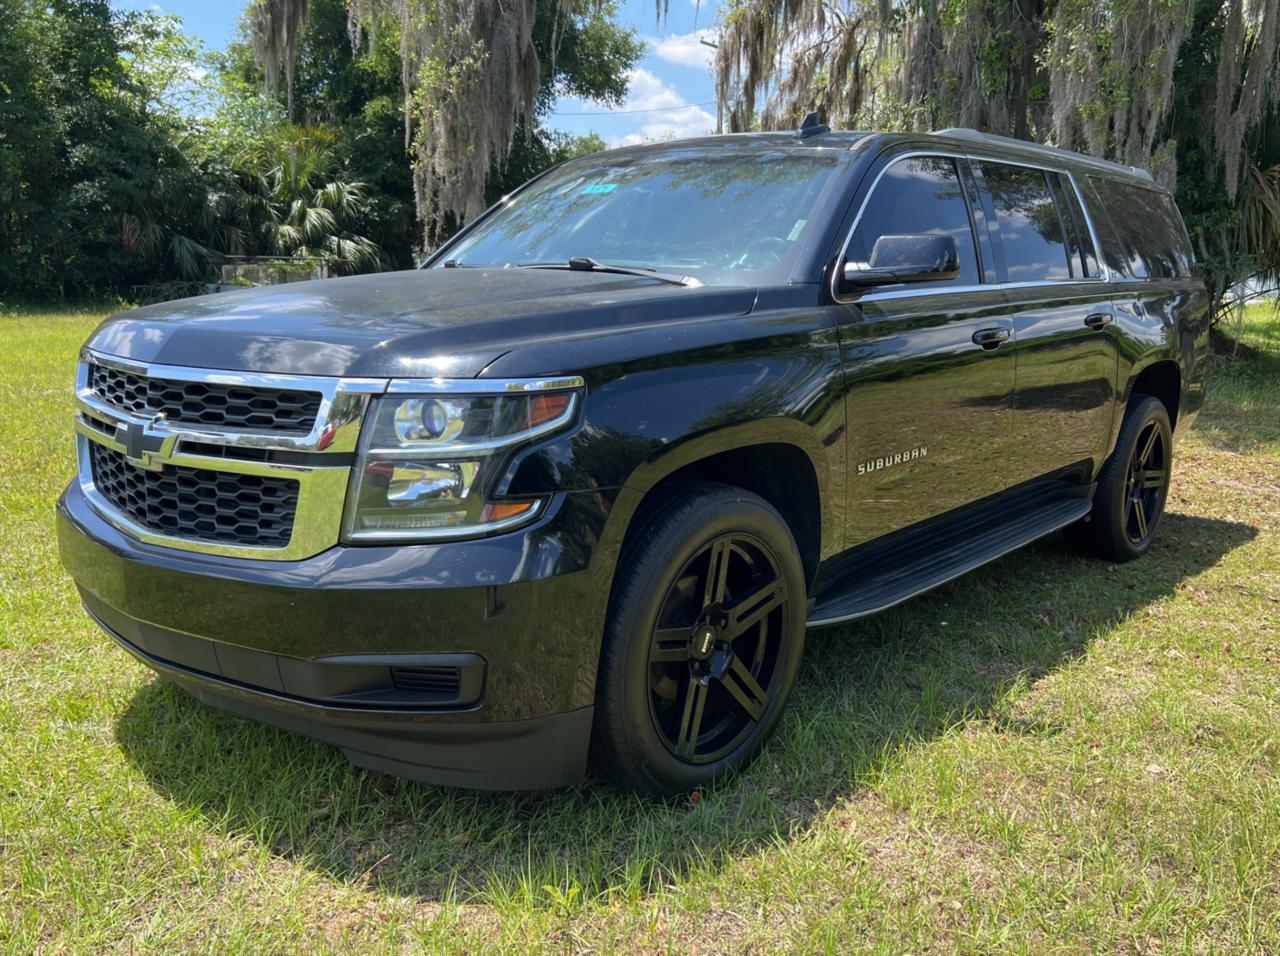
[591, 482, 807, 797]
[1066, 394, 1173, 562]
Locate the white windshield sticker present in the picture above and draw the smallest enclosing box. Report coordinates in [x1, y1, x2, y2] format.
[787, 219, 807, 241]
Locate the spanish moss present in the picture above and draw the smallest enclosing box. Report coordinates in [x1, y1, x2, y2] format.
[251, 0, 311, 120]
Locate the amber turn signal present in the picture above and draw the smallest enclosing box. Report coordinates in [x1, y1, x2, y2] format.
[528, 393, 572, 428]
[481, 501, 538, 522]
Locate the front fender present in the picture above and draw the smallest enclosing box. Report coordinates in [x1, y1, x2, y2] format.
[491, 299, 847, 634]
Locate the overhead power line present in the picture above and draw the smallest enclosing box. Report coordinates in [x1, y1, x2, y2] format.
[552, 100, 718, 117]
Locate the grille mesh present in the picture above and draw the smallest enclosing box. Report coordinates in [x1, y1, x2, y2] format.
[88, 363, 322, 433]
[88, 443, 299, 548]
[390, 666, 463, 697]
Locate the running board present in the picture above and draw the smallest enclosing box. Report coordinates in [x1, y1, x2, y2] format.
[806, 494, 1092, 629]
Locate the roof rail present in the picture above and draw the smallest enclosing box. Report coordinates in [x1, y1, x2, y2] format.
[797, 111, 829, 139]
[931, 127, 1155, 182]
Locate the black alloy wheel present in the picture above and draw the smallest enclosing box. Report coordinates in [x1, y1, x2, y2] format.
[1067, 393, 1173, 561]
[1124, 418, 1169, 545]
[647, 533, 788, 764]
[592, 483, 806, 796]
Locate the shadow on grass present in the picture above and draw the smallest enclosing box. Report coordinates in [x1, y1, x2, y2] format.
[115, 512, 1256, 904]
[1195, 349, 1280, 454]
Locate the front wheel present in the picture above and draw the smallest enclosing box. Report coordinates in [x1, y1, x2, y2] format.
[1067, 394, 1173, 561]
[591, 483, 806, 796]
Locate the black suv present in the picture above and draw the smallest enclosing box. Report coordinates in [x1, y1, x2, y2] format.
[58, 127, 1208, 795]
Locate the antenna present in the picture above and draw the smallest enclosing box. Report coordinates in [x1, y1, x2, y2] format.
[797, 111, 829, 139]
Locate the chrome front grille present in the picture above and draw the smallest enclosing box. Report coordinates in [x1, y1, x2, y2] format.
[74, 350, 384, 560]
[88, 443, 300, 548]
[88, 363, 323, 433]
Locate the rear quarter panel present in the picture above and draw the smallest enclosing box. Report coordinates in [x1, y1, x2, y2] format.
[1111, 278, 1210, 442]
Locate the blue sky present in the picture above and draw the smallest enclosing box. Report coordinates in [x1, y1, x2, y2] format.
[112, 0, 722, 146]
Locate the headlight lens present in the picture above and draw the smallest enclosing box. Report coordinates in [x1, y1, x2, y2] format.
[393, 398, 466, 443]
[343, 386, 580, 542]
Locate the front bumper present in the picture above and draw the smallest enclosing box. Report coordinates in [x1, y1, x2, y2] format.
[58, 479, 623, 789]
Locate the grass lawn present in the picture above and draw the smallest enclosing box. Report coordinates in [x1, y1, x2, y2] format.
[2, 304, 1278, 954]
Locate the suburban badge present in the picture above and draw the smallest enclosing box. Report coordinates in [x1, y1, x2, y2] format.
[857, 445, 928, 476]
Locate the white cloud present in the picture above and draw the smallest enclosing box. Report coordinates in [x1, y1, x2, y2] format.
[623, 67, 689, 111]
[612, 68, 716, 146]
[614, 103, 717, 146]
[554, 68, 717, 147]
[648, 29, 717, 70]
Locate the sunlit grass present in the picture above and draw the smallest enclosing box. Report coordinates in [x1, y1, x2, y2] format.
[1, 304, 1278, 952]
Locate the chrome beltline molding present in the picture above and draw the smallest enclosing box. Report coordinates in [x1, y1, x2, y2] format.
[75, 348, 584, 560]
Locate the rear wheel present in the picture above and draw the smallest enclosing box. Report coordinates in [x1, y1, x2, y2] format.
[1067, 394, 1173, 561]
[591, 483, 806, 796]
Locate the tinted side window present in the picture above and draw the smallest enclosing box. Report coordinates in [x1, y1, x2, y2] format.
[1089, 177, 1193, 279]
[979, 163, 1072, 281]
[848, 157, 980, 287]
[1147, 191, 1195, 277]
[1049, 174, 1099, 278]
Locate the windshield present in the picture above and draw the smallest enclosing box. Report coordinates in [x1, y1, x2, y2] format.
[436, 148, 847, 285]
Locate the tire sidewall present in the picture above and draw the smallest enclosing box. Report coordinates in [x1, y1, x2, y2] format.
[608, 488, 806, 794]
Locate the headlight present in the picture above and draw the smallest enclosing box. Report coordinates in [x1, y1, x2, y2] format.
[342, 382, 582, 542]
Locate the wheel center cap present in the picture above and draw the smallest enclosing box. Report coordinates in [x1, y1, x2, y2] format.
[690, 625, 717, 661]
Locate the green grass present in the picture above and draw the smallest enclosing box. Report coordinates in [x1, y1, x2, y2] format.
[2, 305, 1279, 953]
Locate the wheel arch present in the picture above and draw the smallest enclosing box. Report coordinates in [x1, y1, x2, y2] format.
[612, 425, 830, 594]
[1126, 357, 1182, 430]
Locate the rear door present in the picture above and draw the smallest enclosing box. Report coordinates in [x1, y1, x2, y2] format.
[831, 152, 1017, 548]
[971, 159, 1119, 487]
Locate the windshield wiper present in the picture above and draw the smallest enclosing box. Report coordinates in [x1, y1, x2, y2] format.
[519, 257, 698, 287]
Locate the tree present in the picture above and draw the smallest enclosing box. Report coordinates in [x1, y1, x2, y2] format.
[218, 0, 420, 266]
[0, 0, 217, 298]
[483, 2, 637, 209]
[232, 129, 383, 272]
[248, 0, 640, 246]
[0, 0, 386, 300]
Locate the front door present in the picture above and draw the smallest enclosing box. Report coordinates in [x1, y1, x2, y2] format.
[831, 153, 1017, 548]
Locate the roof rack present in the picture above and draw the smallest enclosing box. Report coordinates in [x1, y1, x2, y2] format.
[931, 127, 1155, 182]
[797, 111, 829, 139]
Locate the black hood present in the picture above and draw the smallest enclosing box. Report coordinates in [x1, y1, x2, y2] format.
[86, 268, 757, 378]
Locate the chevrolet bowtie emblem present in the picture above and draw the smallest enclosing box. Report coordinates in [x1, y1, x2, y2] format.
[115, 413, 176, 471]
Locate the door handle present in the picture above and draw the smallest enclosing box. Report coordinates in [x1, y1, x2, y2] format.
[1084, 312, 1114, 330]
[971, 327, 1010, 349]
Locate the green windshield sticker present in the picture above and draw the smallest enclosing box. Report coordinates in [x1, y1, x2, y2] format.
[581, 183, 617, 195]
[786, 218, 807, 242]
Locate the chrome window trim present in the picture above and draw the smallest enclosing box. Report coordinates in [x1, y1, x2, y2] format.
[74, 350, 586, 560]
[830, 148, 1111, 304]
[854, 278, 1115, 304]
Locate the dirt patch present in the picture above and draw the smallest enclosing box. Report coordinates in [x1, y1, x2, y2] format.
[1210, 325, 1264, 361]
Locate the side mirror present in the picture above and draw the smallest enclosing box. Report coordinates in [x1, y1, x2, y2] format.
[842, 233, 960, 288]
